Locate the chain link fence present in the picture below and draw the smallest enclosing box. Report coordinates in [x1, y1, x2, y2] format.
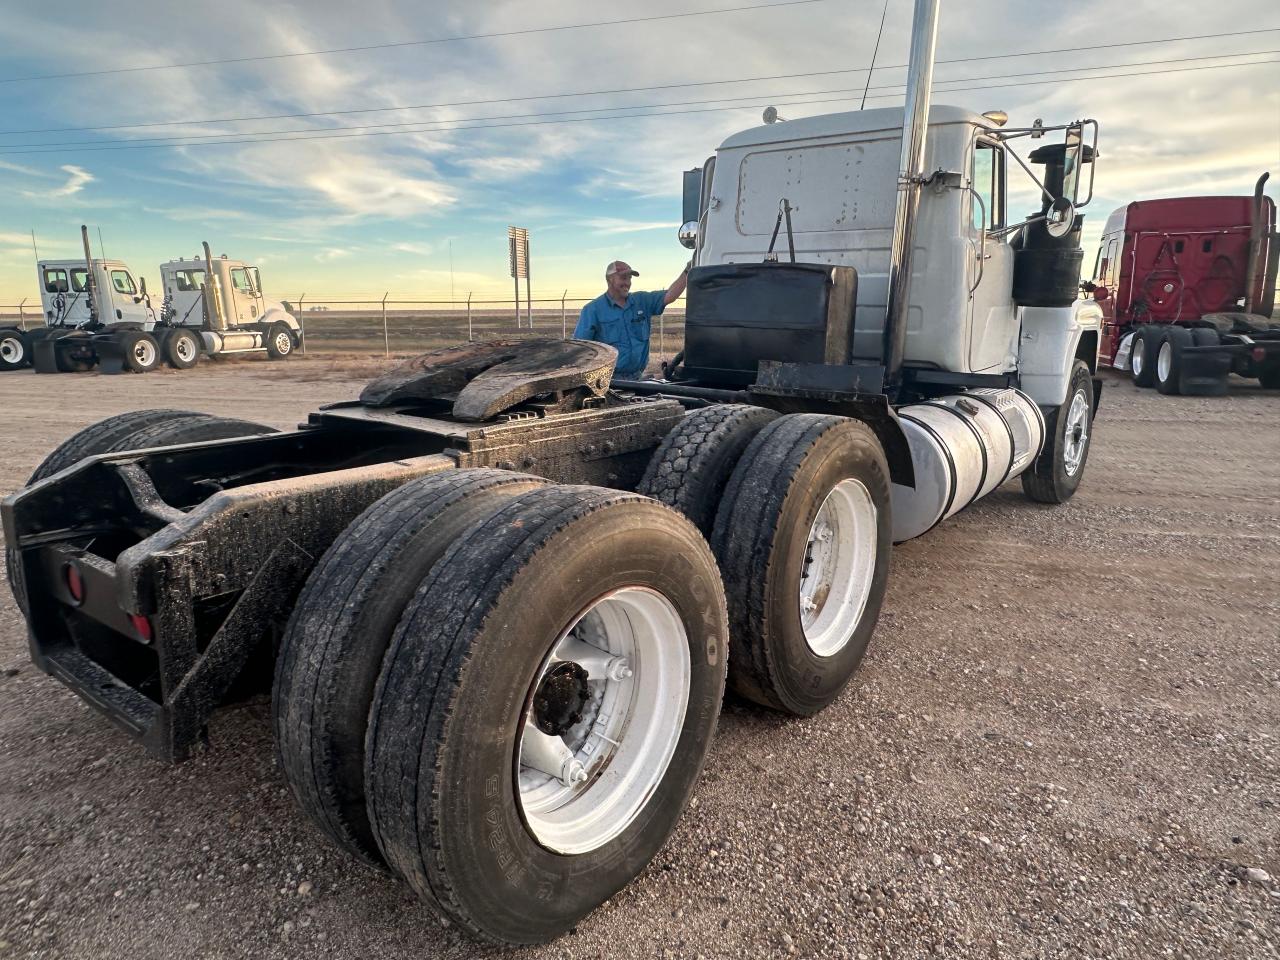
[282, 295, 686, 366]
[0, 294, 689, 370]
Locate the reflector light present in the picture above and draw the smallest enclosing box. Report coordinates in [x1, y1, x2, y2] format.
[64, 563, 84, 603]
[129, 614, 153, 642]
[1252, 347, 1266, 363]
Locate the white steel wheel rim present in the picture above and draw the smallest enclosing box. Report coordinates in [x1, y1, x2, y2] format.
[0, 336, 22, 363]
[1062, 389, 1090, 477]
[175, 335, 196, 362]
[516, 586, 690, 855]
[799, 478, 878, 657]
[275, 331, 292, 354]
[134, 339, 156, 366]
[1131, 339, 1144, 376]
[1157, 340, 1172, 382]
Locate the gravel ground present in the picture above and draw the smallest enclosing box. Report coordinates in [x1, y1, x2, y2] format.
[0, 358, 1277, 959]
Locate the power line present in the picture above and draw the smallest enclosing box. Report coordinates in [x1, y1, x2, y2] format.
[0, 0, 826, 85]
[2, 26, 1275, 136]
[6, 49, 1275, 151]
[3, 56, 1275, 157]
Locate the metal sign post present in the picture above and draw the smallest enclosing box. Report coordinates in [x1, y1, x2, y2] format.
[508, 226, 530, 329]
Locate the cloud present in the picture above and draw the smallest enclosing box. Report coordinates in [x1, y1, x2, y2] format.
[315, 247, 353, 262]
[49, 165, 94, 197]
[391, 241, 436, 256]
[577, 218, 675, 235]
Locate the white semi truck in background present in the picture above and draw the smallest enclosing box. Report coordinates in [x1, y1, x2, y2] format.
[5, 0, 1105, 945]
[0, 230, 300, 373]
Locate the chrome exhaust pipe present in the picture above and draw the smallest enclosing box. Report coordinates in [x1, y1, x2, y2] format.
[882, 0, 940, 395]
[202, 241, 229, 331]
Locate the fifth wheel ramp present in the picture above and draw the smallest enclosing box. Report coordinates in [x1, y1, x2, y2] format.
[359, 338, 618, 420]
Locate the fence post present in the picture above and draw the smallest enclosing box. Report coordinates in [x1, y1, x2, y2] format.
[298, 294, 307, 354]
[467, 292, 473, 342]
[381, 291, 389, 358]
[561, 289, 568, 339]
[17, 298, 26, 331]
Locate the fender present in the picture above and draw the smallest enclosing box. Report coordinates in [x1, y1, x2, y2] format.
[260, 304, 301, 333]
[1017, 299, 1102, 407]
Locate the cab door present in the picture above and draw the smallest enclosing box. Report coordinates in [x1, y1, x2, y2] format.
[966, 138, 1016, 372]
[106, 267, 151, 325]
[228, 266, 263, 324]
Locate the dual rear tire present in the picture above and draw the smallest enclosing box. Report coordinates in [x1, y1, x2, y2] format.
[274, 473, 729, 944]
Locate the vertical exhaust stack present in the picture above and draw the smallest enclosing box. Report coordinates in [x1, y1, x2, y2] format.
[80, 224, 105, 328]
[882, 0, 941, 396]
[202, 241, 229, 331]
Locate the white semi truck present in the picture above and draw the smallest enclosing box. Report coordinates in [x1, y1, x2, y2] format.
[0, 230, 301, 373]
[5, 0, 1102, 945]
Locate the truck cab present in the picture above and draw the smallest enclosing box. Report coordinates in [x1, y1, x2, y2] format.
[686, 104, 1101, 408]
[160, 255, 279, 328]
[158, 252, 300, 357]
[37, 259, 154, 329]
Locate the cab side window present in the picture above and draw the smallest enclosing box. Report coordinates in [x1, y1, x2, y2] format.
[230, 268, 255, 295]
[173, 269, 205, 292]
[111, 270, 136, 295]
[971, 141, 1005, 231]
[43, 268, 69, 293]
[71, 269, 88, 292]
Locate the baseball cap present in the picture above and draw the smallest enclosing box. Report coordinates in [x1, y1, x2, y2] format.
[605, 260, 639, 278]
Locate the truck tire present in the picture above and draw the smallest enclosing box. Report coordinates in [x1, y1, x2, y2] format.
[12, 411, 274, 616]
[710, 414, 891, 716]
[117, 330, 161, 373]
[1130, 326, 1159, 387]
[162, 329, 200, 369]
[636, 403, 780, 534]
[365, 486, 728, 945]
[29, 409, 215, 483]
[266, 322, 295, 359]
[1021, 359, 1093, 504]
[1154, 326, 1193, 395]
[119, 414, 277, 450]
[0, 329, 29, 371]
[273, 469, 550, 869]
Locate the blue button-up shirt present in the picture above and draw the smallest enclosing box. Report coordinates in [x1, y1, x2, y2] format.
[573, 289, 667, 379]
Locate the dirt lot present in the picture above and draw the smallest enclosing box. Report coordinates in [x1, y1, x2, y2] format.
[0, 358, 1277, 960]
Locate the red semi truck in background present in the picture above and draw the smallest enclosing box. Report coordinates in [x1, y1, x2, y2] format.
[1085, 172, 1280, 395]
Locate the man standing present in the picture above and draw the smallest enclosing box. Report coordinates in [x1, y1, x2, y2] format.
[574, 260, 689, 380]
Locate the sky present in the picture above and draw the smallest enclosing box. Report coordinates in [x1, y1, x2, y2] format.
[0, 0, 1277, 306]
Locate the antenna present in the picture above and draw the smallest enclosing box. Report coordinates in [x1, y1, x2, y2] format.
[97, 226, 107, 261]
[30, 229, 39, 262]
[860, 0, 891, 110]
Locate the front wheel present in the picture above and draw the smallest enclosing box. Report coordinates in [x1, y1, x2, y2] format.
[364, 486, 728, 945]
[1021, 359, 1094, 504]
[266, 322, 295, 359]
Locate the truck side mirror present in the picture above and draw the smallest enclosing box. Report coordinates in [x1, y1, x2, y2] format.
[1062, 126, 1084, 204]
[678, 221, 699, 250]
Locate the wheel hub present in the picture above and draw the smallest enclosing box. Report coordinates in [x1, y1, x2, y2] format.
[532, 661, 590, 736]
